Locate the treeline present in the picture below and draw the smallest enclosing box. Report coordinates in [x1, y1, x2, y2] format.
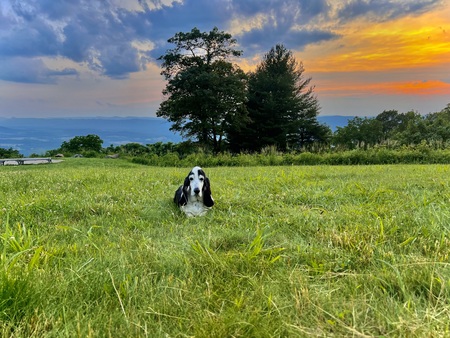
[2, 102, 449, 165]
[0, 147, 22, 158]
[334, 105, 450, 150]
[41, 139, 450, 166]
[2, 103, 450, 166]
[38, 107, 450, 165]
[42, 137, 187, 158]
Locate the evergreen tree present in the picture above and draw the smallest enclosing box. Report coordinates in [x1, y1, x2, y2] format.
[229, 44, 328, 152]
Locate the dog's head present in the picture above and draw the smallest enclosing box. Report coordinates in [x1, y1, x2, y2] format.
[183, 166, 214, 207]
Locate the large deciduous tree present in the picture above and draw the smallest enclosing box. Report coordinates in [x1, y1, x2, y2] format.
[375, 110, 402, 142]
[228, 44, 329, 152]
[156, 27, 248, 153]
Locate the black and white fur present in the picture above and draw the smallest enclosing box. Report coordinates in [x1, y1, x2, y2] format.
[174, 166, 214, 217]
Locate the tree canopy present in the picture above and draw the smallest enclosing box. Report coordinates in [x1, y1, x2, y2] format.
[332, 104, 450, 149]
[156, 27, 248, 153]
[60, 134, 104, 153]
[0, 147, 22, 158]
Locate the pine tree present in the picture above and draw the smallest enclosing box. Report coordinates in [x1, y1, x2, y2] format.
[228, 44, 329, 152]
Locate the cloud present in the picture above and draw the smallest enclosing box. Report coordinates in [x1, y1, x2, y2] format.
[239, 29, 338, 56]
[2, 0, 339, 77]
[140, 0, 238, 60]
[232, 0, 338, 55]
[146, 0, 338, 58]
[337, 0, 442, 22]
[59, 3, 152, 77]
[0, 57, 78, 84]
[316, 79, 450, 97]
[230, 0, 329, 19]
[0, 13, 61, 58]
[0, 0, 445, 83]
[1, 0, 151, 81]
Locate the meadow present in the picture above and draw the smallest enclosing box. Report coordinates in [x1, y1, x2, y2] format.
[1, 158, 449, 337]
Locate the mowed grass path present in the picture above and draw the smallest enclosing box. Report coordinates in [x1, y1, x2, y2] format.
[1, 159, 449, 337]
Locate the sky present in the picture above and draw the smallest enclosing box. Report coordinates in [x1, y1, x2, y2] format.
[0, 0, 449, 118]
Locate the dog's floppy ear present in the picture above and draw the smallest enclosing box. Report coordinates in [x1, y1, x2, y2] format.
[183, 175, 191, 192]
[202, 177, 215, 207]
[177, 175, 191, 205]
[174, 186, 188, 206]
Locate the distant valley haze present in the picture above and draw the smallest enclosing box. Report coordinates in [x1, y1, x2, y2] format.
[0, 116, 352, 156]
[0, 117, 180, 156]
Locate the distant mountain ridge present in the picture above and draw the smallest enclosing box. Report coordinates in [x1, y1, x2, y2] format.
[0, 116, 354, 156]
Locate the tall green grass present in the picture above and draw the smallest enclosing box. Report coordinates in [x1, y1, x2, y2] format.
[1, 158, 449, 336]
[131, 146, 450, 167]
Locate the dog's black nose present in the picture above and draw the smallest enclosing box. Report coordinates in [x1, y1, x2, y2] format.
[194, 188, 200, 195]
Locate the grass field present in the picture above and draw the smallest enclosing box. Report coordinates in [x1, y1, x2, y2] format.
[1, 159, 449, 337]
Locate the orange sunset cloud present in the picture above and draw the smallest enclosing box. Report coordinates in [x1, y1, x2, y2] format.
[293, 2, 450, 113]
[302, 7, 450, 73]
[316, 79, 450, 97]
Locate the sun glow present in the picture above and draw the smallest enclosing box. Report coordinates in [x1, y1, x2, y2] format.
[302, 8, 450, 73]
[296, 5, 450, 99]
[315, 79, 450, 98]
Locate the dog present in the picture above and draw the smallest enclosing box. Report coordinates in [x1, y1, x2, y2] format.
[174, 166, 214, 217]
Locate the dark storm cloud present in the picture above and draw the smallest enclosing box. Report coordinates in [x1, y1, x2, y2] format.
[100, 44, 142, 79]
[337, 0, 442, 22]
[58, 3, 152, 77]
[240, 29, 337, 56]
[1, 0, 151, 81]
[230, 0, 337, 54]
[138, 0, 236, 60]
[0, 14, 61, 57]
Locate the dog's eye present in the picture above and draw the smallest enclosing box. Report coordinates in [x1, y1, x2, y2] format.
[189, 177, 194, 181]
[199, 177, 204, 181]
